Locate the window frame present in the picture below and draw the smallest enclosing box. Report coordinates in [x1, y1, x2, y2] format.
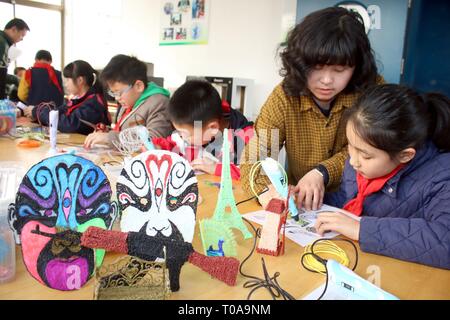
[0, 0, 65, 70]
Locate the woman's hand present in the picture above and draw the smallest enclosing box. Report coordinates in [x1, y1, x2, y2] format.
[314, 211, 360, 240]
[293, 169, 325, 211]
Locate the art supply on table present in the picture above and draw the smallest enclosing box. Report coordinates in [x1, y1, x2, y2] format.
[113, 125, 154, 157]
[77, 226, 240, 292]
[243, 204, 358, 247]
[109, 150, 239, 292]
[17, 139, 42, 148]
[238, 217, 295, 300]
[16, 101, 27, 114]
[204, 180, 235, 190]
[136, 126, 155, 151]
[48, 110, 59, 155]
[8, 155, 116, 291]
[93, 255, 171, 300]
[14, 127, 46, 148]
[0, 100, 16, 137]
[0, 206, 15, 284]
[256, 198, 288, 257]
[250, 157, 299, 221]
[0, 164, 24, 284]
[199, 129, 252, 257]
[300, 238, 398, 300]
[79, 118, 110, 133]
[206, 239, 225, 257]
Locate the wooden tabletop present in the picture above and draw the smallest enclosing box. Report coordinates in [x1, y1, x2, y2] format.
[0, 132, 449, 300]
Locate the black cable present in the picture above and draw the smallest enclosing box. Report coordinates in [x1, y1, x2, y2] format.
[235, 188, 269, 208]
[236, 182, 360, 300]
[235, 189, 297, 299]
[245, 258, 296, 300]
[300, 238, 359, 300]
[235, 196, 257, 207]
[239, 217, 296, 300]
[317, 263, 329, 300]
[236, 187, 360, 300]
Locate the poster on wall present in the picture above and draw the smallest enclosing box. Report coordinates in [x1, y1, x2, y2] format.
[159, 0, 210, 45]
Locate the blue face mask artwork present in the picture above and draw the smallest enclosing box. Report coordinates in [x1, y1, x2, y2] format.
[8, 155, 117, 291]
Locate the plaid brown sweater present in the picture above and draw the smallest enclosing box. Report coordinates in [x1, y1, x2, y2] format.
[240, 83, 360, 196]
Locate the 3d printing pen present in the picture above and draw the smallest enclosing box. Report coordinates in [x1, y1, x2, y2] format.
[49, 110, 59, 155]
[260, 157, 299, 220]
[136, 126, 155, 151]
[326, 259, 399, 300]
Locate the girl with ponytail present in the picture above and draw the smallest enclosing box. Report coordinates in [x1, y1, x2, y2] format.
[316, 84, 450, 269]
[27, 60, 111, 135]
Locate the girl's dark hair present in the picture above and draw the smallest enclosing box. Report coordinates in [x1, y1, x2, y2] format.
[63, 60, 107, 105]
[346, 84, 450, 157]
[169, 80, 222, 125]
[280, 7, 378, 97]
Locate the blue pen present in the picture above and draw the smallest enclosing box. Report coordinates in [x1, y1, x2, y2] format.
[137, 126, 155, 151]
[260, 158, 299, 220]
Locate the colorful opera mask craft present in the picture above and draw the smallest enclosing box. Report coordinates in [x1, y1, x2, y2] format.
[8, 155, 117, 291]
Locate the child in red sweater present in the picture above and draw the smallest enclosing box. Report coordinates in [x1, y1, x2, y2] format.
[152, 80, 254, 180]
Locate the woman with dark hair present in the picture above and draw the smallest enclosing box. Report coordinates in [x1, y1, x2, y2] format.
[25, 60, 111, 135]
[240, 7, 381, 210]
[316, 84, 450, 269]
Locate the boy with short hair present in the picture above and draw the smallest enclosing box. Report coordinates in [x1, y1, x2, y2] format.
[14, 67, 26, 78]
[84, 54, 173, 148]
[18, 49, 64, 108]
[153, 80, 254, 180]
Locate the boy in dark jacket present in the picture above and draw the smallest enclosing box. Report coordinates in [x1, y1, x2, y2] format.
[18, 50, 64, 108]
[152, 80, 254, 180]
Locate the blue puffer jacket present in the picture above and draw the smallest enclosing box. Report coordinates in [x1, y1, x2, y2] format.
[32, 88, 110, 135]
[324, 141, 450, 269]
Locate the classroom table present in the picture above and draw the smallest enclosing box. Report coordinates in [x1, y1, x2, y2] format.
[0, 131, 449, 300]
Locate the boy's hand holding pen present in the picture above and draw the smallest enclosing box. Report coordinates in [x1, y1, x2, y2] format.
[191, 151, 219, 175]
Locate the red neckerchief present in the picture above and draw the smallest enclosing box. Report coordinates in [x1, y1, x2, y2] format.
[221, 100, 231, 113]
[25, 62, 63, 93]
[343, 164, 405, 216]
[114, 106, 133, 132]
[65, 93, 104, 116]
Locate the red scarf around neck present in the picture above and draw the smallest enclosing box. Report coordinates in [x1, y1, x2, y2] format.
[25, 62, 63, 93]
[343, 164, 405, 216]
[114, 106, 133, 132]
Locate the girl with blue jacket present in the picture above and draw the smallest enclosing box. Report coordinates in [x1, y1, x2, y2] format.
[317, 84, 450, 269]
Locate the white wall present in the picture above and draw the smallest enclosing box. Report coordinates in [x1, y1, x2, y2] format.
[65, 0, 297, 120]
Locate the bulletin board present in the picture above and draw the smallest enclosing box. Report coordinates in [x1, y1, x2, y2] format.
[159, 0, 210, 46]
